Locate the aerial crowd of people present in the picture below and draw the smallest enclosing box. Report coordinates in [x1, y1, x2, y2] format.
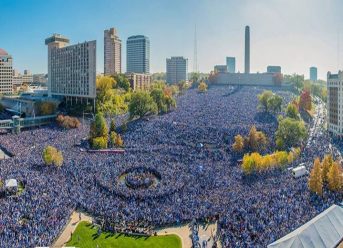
[0, 86, 341, 247]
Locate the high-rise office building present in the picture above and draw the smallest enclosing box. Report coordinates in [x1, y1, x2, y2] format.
[166, 56, 188, 84]
[0, 48, 13, 94]
[226, 57, 236, 73]
[45, 34, 96, 100]
[245, 26, 250, 74]
[267, 66, 281, 74]
[310, 67, 317, 81]
[104, 28, 121, 75]
[126, 35, 150, 73]
[327, 71, 343, 136]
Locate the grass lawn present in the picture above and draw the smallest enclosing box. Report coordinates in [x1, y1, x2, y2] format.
[66, 221, 182, 248]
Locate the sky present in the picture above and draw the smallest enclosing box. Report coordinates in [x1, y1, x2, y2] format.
[1, 0, 343, 80]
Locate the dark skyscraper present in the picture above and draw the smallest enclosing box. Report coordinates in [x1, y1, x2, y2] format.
[126, 35, 150, 73]
[245, 25, 250, 74]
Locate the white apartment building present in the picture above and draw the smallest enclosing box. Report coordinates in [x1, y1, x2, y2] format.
[166, 56, 188, 84]
[0, 48, 13, 94]
[127, 35, 150, 73]
[126, 72, 151, 91]
[327, 71, 343, 136]
[13, 69, 33, 87]
[45, 34, 96, 101]
[104, 28, 121, 75]
[12, 69, 23, 88]
[22, 70, 33, 84]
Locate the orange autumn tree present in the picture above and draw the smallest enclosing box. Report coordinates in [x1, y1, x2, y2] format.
[308, 158, 323, 196]
[232, 135, 244, 153]
[233, 126, 268, 153]
[327, 162, 343, 192]
[299, 90, 312, 111]
[321, 154, 333, 184]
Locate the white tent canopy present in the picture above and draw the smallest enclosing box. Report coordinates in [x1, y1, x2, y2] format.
[268, 204, 343, 248]
[5, 179, 18, 188]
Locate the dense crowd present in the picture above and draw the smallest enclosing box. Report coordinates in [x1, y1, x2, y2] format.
[0, 86, 341, 247]
[123, 168, 159, 189]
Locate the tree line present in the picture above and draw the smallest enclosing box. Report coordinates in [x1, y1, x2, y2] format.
[308, 155, 343, 196]
[232, 90, 308, 175]
[242, 149, 301, 174]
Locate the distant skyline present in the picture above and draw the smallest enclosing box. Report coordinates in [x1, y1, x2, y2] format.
[1, 0, 343, 79]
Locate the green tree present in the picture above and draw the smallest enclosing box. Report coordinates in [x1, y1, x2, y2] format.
[42, 146, 54, 165]
[150, 88, 166, 113]
[150, 88, 176, 114]
[89, 113, 109, 149]
[113, 74, 130, 91]
[275, 117, 307, 150]
[286, 103, 300, 120]
[190, 72, 200, 83]
[151, 80, 166, 90]
[96, 76, 115, 100]
[96, 76, 130, 116]
[258, 91, 273, 112]
[320, 87, 327, 102]
[129, 91, 158, 119]
[90, 112, 108, 140]
[284, 74, 304, 90]
[92, 137, 108, 149]
[151, 72, 166, 81]
[165, 96, 176, 111]
[267, 94, 282, 114]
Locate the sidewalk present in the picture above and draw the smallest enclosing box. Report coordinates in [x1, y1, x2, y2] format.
[156, 224, 192, 248]
[52, 211, 93, 248]
[198, 222, 222, 248]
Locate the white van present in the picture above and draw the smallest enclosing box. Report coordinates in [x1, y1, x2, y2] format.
[292, 165, 307, 178]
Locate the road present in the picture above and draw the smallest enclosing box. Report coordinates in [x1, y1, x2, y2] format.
[302, 97, 342, 166]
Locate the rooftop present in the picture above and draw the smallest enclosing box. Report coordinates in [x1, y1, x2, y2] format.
[327, 71, 343, 79]
[127, 35, 149, 40]
[0, 48, 9, 56]
[45, 34, 70, 45]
